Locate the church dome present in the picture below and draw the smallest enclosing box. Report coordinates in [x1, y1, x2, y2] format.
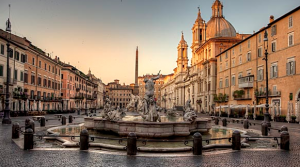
[206, 17, 236, 39]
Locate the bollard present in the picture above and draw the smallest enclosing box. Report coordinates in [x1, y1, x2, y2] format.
[69, 115, 73, 123]
[40, 117, 45, 127]
[280, 125, 288, 132]
[25, 119, 35, 133]
[243, 119, 249, 129]
[193, 132, 202, 155]
[280, 131, 289, 150]
[127, 132, 137, 155]
[80, 129, 89, 150]
[12, 122, 20, 139]
[261, 122, 268, 136]
[77, 109, 80, 115]
[214, 118, 219, 125]
[24, 128, 34, 150]
[232, 130, 241, 150]
[222, 118, 227, 127]
[61, 116, 66, 125]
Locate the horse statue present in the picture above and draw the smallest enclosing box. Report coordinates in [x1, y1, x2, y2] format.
[142, 97, 161, 122]
[107, 106, 126, 121]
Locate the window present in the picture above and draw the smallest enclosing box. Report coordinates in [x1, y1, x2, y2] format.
[239, 45, 242, 52]
[232, 48, 235, 56]
[49, 65, 51, 72]
[20, 71, 23, 81]
[24, 73, 28, 83]
[225, 78, 229, 87]
[21, 54, 27, 63]
[44, 63, 47, 70]
[257, 67, 264, 81]
[52, 67, 54, 73]
[247, 52, 251, 61]
[238, 72, 243, 79]
[14, 69, 17, 80]
[288, 32, 294, 46]
[31, 74, 35, 85]
[32, 57, 35, 65]
[232, 59, 235, 67]
[220, 55, 222, 62]
[225, 52, 228, 59]
[48, 80, 51, 88]
[289, 16, 293, 28]
[0, 44, 4, 55]
[271, 41, 276, 52]
[219, 79, 223, 88]
[61, 74, 63, 79]
[226, 61, 228, 69]
[258, 34, 261, 43]
[231, 75, 236, 86]
[286, 58, 296, 75]
[270, 63, 278, 78]
[0, 65, 3, 76]
[248, 40, 250, 48]
[271, 25, 277, 36]
[239, 56, 242, 64]
[258, 48, 262, 57]
[43, 78, 47, 87]
[14, 51, 19, 61]
[38, 77, 41, 86]
[55, 68, 57, 74]
[39, 61, 41, 68]
[9, 49, 13, 58]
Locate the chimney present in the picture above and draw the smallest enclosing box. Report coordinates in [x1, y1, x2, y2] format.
[269, 15, 274, 23]
[55, 56, 57, 62]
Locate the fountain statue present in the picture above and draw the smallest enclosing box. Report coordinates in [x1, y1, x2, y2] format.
[100, 96, 126, 121]
[183, 100, 197, 122]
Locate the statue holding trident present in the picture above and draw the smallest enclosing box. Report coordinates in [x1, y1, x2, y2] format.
[144, 70, 161, 101]
[140, 71, 161, 122]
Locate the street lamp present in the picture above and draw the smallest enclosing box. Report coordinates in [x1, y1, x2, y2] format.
[263, 29, 271, 127]
[85, 78, 88, 116]
[2, 18, 12, 124]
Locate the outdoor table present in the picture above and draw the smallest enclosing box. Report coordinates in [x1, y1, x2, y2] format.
[32, 116, 45, 121]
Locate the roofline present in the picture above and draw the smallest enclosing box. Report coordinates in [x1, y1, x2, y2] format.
[216, 5, 300, 58]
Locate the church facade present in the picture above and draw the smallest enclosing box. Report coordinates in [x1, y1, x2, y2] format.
[161, 0, 250, 112]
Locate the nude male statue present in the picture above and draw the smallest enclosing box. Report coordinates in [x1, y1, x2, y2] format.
[143, 71, 161, 100]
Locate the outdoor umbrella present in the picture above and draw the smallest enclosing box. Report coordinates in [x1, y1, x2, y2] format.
[287, 101, 291, 123]
[21, 100, 24, 111]
[245, 105, 249, 119]
[15, 101, 19, 112]
[297, 101, 300, 123]
[25, 99, 29, 111]
[38, 101, 42, 112]
[228, 104, 231, 118]
[219, 106, 221, 117]
[253, 103, 256, 120]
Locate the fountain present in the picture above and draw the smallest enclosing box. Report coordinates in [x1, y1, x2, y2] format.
[85, 71, 211, 138]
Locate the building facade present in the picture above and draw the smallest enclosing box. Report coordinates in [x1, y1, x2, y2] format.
[216, 6, 300, 119]
[105, 80, 133, 108]
[161, 0, 249, 112]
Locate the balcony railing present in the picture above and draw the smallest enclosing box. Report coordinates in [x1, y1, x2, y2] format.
[238, 75, 254, 88]
[233, 95, 252, 100]
[4, 77, 17, 85]
[255, 90, 281, 98]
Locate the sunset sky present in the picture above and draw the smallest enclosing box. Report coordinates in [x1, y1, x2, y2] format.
[0, 0, 299, 84]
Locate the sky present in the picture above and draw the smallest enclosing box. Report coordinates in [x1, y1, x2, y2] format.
[0, 0, 299, 84]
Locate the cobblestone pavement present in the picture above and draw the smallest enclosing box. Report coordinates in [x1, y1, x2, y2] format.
[1, 112, 300, 167]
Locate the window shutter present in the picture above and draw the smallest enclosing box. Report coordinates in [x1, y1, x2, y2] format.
[262, 69, 264, 80]
[270, 67, 273, 78]
[292, 61, 296, 75]
[274, 25, 277, 35]
[275, 66, 278, 77]
[286, 62, 290, 75]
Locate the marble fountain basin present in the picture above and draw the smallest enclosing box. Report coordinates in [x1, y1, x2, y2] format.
[84, 115, 211, 138]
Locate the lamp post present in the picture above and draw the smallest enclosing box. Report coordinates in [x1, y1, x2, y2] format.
[2, 16, 12, 124]
[85, 78, 88, 116]
[263, 30, 271, 127]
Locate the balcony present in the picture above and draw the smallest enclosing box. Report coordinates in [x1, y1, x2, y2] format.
[238, 75, 254, 89]
[213, 93, 229, 103]
[255, 90, 281, 98]
[233, 95, 252, 100]
[4, 77, 17, 86]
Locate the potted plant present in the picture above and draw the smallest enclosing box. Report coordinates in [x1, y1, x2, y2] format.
[279, 115, 286, 122]
[291, 115, 296, 123]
